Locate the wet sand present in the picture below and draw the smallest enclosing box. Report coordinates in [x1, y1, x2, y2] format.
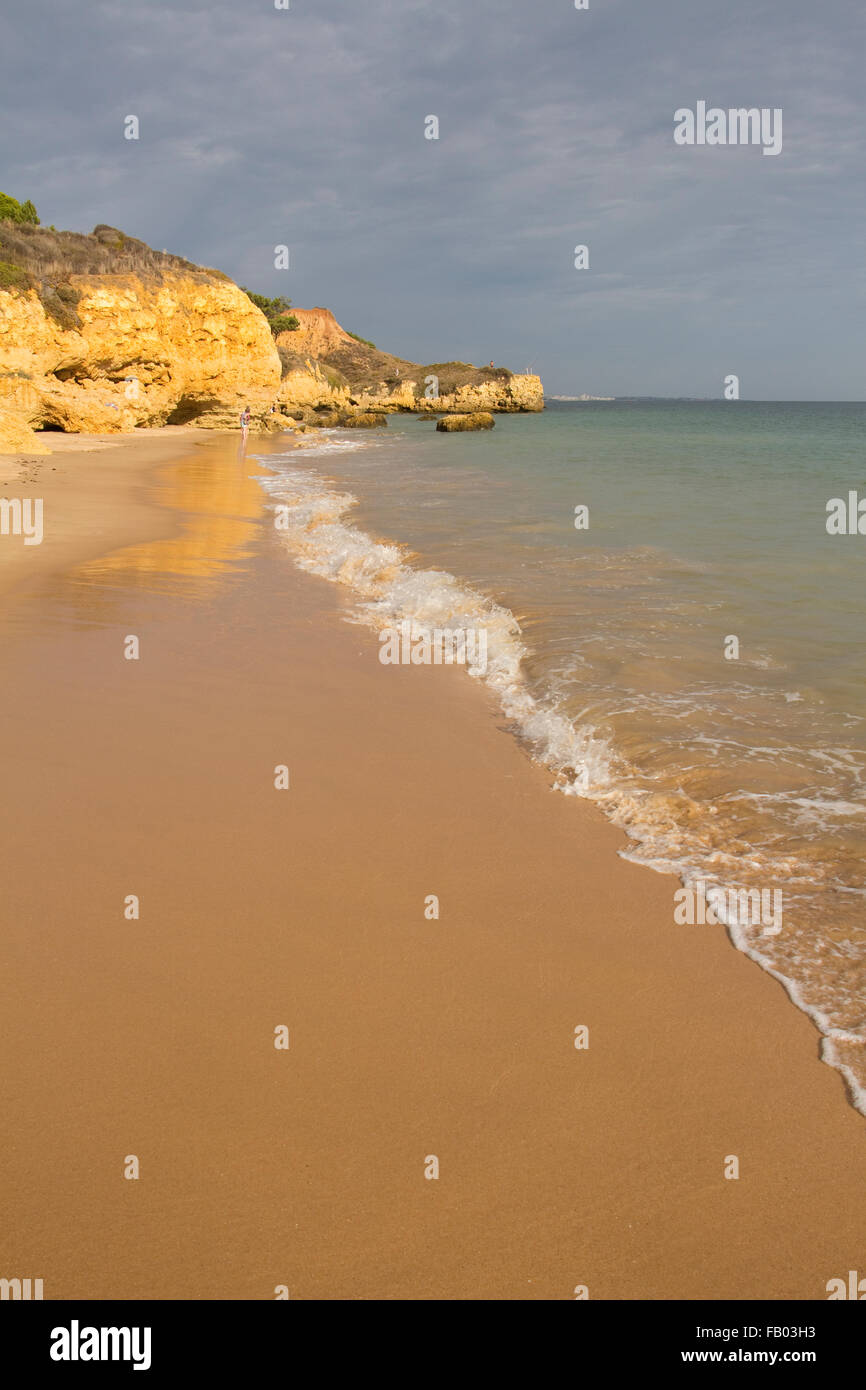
[0, 428, 864, 1300]
[0, 428, 212, 594]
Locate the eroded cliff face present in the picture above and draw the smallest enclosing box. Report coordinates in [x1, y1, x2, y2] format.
[351, 374, 544, 414]
[277, 308, 544, 416]
[0, 271, 282, 448]
[0, 403, 51, 454]
[0, 266, 543, 454]
[287, 306, 357, 360]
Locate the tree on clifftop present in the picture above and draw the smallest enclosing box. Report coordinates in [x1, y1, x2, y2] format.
[240, 287, 299, 336]
[0, 192, 40, 225]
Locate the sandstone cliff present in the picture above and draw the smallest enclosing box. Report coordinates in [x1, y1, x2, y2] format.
[277, 308, 543, 416]
[0, 221, 542, 452]
[0, 271, 282, 438]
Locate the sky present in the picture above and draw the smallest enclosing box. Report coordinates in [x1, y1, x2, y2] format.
[2, 0, 864, 398]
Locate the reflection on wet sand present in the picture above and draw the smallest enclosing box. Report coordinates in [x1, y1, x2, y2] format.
[74, 437, 267, 596]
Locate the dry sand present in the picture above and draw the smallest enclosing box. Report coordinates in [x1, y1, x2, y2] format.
[0, 428, 864, 1300]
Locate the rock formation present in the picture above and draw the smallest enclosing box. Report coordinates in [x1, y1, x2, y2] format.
[277, 310, 543, 416]
[0, 221, 543, 452]
[436, 412, 495, 431]
[0, 270, 281, 440]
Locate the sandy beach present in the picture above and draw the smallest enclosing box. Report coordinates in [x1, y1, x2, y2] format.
[0, 428, 211, 593]
[1, 427, 864, 1301]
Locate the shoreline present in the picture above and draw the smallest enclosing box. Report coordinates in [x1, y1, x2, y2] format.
[258, 434, 866, 1122]
[1, 426, 864, 1299]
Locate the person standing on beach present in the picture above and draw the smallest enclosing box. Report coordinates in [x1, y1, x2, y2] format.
[240, 406, 251, 432]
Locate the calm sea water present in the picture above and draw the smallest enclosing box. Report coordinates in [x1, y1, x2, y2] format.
[256, 400, 866, 1111]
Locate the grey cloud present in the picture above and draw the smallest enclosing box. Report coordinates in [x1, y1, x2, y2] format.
[1, 0, 864, 396]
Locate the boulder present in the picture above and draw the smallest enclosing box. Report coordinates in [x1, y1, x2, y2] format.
[436, 412, 495, 432]
[340, 411, 388, 429]
[0, 405, 51, 455]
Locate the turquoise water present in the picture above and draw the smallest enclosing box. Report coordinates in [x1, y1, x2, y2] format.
[257, 400, 866, 1110]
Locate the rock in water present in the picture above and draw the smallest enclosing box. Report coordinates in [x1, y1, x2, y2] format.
[435, 412, 495, 432]
[339, 411, 388, 428]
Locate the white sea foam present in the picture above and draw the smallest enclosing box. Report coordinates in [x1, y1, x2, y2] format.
[723, 911, 866, 1116]
[257, 454, 622, 796]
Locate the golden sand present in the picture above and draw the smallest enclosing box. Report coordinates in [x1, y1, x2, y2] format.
[0, 429, 863, 1299]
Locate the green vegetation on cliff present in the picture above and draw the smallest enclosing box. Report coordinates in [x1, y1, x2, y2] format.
[240, 289, 300, 336]
[0, 218, 233, 329]
[0, 220, 213, 282]
[0, 191, 40, 225]
[0, 260, 29, 290]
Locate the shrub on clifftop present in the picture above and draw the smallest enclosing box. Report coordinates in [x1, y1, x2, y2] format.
[0, 192, 40, 225]
[240, 288, 300, 336]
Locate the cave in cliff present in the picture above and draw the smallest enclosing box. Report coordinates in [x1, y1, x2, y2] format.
[165, 397, 209, 426]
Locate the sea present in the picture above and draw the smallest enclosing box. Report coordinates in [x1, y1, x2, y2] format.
[255, 400, 866, 1112]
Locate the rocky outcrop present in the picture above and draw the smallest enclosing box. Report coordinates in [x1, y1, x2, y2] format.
[436, 412, 495, 431]
[277, 317, 544, 415]
[276, 354, 351, 414]
[339, 411, 388, 428]
[0, 403, 51, 454]
[0, 220, 543, 452]
[0, 271, 281, 445]
[388, 376, 541, 414]
[285, 307, 358, 360]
